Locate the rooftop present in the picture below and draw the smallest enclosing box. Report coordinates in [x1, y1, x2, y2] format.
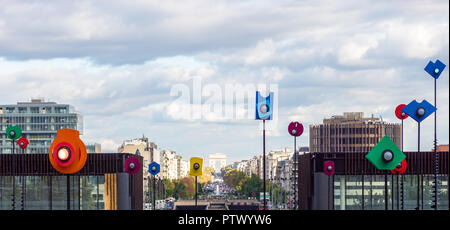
[17, 99, 57, 105]
[323, 112, 383, 124]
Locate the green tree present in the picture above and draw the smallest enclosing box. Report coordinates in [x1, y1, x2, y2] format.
[240, 174, 263, 199]
[163, 179, 175, 198]
[173, 181, 187, 199]
[223, 169, 248, 188]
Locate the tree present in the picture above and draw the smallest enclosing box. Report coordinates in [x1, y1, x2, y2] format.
[240, 174, 263, 199]
[223, 169, 247, 188]
[163, 179, 175, 199]
[220, 165, 233, 177]
[173, 181, 187, 199]
[180, 177, 195, 198]
[198, 167, 215, 184]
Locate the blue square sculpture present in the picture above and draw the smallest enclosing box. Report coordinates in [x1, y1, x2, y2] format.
[255, 91, 274, 120]
[402, 99, 436, 123]
[425, 59, 446, 79]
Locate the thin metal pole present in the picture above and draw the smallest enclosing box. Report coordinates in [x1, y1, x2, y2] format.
[21, 147, 25, 210]
[294, 136, 297, 210]
[12, 140, 15, 210]
[396, 172, 399, 210]
[153, 175, 156, 210]
[401, 119, 404, 210]
[416, 122, 420, 210]
[263, 120, 266, 210]
[433, 78, 438, 210]
[401, 174, 404, 210]
[148, 176, 151, 208]
[195, 176, 198, 207]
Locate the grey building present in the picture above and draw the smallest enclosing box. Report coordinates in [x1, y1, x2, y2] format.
[0, 99, 83, 154]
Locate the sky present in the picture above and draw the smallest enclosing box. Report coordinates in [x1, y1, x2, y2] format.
[0, 0, 448, 163]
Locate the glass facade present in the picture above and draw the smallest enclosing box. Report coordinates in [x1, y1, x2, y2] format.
[0, 100, 83, 154]
[0, 175, 105, 210]
[332, 174, 448, 210]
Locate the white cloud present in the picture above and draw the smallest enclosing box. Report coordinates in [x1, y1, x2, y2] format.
[244, 39, 276, 65]
[96, 138, 120, 153]
[383, 20, 449, 59]
[0, 0, 448, 161]
[337, 33, 383, 66]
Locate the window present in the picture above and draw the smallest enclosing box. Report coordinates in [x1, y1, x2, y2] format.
[5, 107, 15, 113]
[30, 107, 39, 114]
[55, 107, 67, 114]
[18, 107, 27, 113]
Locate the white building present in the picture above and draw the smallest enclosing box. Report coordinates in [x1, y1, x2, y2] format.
[208, 153, 227, 173]
[117, 136, 158, 176]
[179, 159, 189, 178]
[160, 150, 178, 180]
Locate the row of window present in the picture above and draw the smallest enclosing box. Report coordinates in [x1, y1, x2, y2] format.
[1, 116, 78, 124]
[0, 147, 50, 154]
[0, 176, 105, 210]
[313, 126, 399, 136]
[311, 137, 383, 145]
[333, 175, 449, 210]
[0, 107, 68, 114]
[0, 124, 77, 132]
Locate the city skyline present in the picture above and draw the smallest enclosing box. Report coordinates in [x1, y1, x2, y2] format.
[0, 0, 448, 164]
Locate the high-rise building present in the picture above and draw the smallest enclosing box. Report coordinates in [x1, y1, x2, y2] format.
[179, 159, 189, 179]
[160, 150, 179, 180]
[0, 99, 83, 154]
[117, 136, 158, 173]
[309, 112, 401, 153]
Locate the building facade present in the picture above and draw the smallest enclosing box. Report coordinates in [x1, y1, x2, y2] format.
[160, 150, 179, 180]
[0, 153, 143, 210]
[309, 112, 401, 153]
[117, 136, 158, 173]
[0, 99, 83, 154]
[298, 151, 449, 210]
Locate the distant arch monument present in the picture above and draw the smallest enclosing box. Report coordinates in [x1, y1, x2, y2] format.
[208, 153, 227, 173]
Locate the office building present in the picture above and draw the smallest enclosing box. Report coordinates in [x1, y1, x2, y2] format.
[309, 112, 401, 153]
[0, 99, 82, 154]
[118, 136, 158, 175]
[160, 150, 179, 180]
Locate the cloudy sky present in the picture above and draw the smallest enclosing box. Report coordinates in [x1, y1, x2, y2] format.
[0, 0, 448, 163]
